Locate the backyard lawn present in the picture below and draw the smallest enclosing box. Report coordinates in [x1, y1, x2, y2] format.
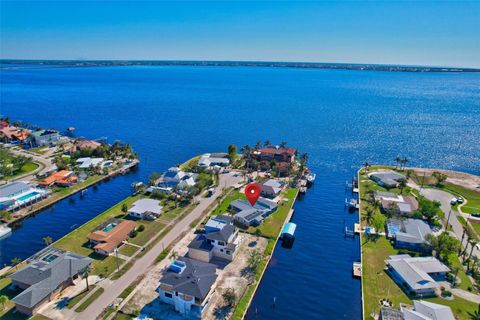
[249, 188, 298, 239]
[211, 189, 244, 215]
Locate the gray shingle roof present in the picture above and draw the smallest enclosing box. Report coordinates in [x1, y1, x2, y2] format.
[11, 251, 92, 308]
[159, 257, 217, 300]
[387, 255, 449, 291]
[204, 225, 235, 242]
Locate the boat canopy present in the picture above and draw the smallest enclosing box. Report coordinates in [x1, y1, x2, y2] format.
[281, 222, 297, 237]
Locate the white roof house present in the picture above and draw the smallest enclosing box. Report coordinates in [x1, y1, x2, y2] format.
[198, 153, 230, 167]
[128, 198, 162, 220]
[76, 157, 104, 169]
[402, 300, 455, 320]
[386, 255, 449, 296]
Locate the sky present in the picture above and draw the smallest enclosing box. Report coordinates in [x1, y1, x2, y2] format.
[1, 1, 479, 68]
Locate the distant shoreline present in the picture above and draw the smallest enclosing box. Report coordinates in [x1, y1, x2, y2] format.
[1, 59, 479, 73]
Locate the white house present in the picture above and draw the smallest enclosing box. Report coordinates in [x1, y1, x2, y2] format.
[386, 255, 449, 297]
[157, 257, 217, 318]
[128, 198, 162, 220]
[188, 216, 239, 263]
[198, 153, 230, 168]
[402, 300, 455, 320]
[76, 157, 104, 169]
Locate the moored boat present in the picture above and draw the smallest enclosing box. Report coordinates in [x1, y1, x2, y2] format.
[0, 224, 12, 239]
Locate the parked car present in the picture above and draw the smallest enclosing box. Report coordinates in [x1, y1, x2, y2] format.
[456, 196, 464, 203]
[450, 198, 457, 205]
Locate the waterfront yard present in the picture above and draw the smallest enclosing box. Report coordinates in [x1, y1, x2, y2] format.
[362, 236, 477, 320]
[249, 188, 298, 239]
[211, 189, 244, 215]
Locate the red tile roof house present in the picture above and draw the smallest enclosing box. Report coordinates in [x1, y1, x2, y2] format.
[38, 170, 77, 187]
[0, 126, 31, 142]
[252, 147, 296, 163]
[88, 219, 137, 256]
[76, 139, 102, 151]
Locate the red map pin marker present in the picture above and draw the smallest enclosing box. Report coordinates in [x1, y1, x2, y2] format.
[245, 182, 261, 206]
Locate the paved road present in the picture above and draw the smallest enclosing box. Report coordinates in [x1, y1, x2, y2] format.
[420, 188, 479, 259]
[75, 172, 242, 320]
[6, 146, 57, 181]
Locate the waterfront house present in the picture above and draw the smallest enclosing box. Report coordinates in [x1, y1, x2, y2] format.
[38, 170, 77, 187]
[375, 191, 419, 216]
[76, 157, 104, 169]
[159, 167, 198, 189]
[251, 147, 296, 163]
[0, 125, 31, 143]
[198, 153, 230, 168]
[188, 216, 239, 263]
[231, 197, 278, 227]
[157, 257, 217, 318]
[0, 182, 48, 211]
[386, 254, 449, 297]
[387, 218, 432, 251]
[128, 198, 162, 220]
[260, 179, 283, 198]
[88, 219, 136, 256]
[10, 248, 92, 315]
[401, 300, 455, 320]
[29, 129, 61, 147]
[369, 171, 407, 189]
[75, 139, 101, 151]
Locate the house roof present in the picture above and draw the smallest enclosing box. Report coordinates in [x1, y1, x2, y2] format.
[10, 250, 92, 309]
[204, 224, 236, 242]
[369, 171, 406, 186]
[198, 153, 230, 167]
[387, 255, 449, 291]
[129, 198, 162, 215]
[188, 235, 214, 252]
[159, 257, 217, 300]
[76, 157, 104, 168]
[230, 198, 277, 212]
[235, 208, 264, 223]
[89, 220, 136, 252]
[402, 300, 455, 320]
[259, 147, 296, 155]
[0, 182, 31, 198]
[261, 179, 283, 194]
[76, 140, 101, 150]
[204, 215, 233, 231]
[38, 170, 73, 186]
[388, 218, 432, 245]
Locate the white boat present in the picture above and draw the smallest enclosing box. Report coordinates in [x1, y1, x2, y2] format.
[306, 173, 316, 184]
[0, 224, 12, 239]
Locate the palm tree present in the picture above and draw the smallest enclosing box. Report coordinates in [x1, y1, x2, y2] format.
[81, 265, 92, 291]
[450, 265, 461, 287]
[363, 162, 370, 173]
[467, 240, 478, 271]
[254, 141, 261, 150]
[398, 179, 407, 194]
[11, 257, 21, 269]
[43, 236, 53, 247]
[0, 295, 8, 311]
[280, 141, 287, 148]
[402, 157, 409, 170]
[468, 304, 480, 320]
[395, 155, 401, 169]
[364, 208, 374, 226]
[263, 140, 270, 147]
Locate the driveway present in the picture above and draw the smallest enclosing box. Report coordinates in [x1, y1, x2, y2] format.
[7, 146, 57, 181]
[420, 188, 479, 259]
[74, 172, 242, 320]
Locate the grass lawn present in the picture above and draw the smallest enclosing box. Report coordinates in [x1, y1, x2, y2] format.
[211, 189, 244, 215]
[118, 244, 139, 257]
[29, 146, 49, 155]
[0, 147, 39, 180]
[249, 188, 298, 239]
[179, 155, 201, 171]
[30, 315, 51, 320]
[74, 287, 105, 312]
[447, 253, 473, 291]
[457, 216, 479, 241]
[362, 237, 411, 319]
[67, 285, 97, 309]
[128, 220, 166, 246]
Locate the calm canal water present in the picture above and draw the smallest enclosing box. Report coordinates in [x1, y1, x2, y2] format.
[1, 65, 479, 319]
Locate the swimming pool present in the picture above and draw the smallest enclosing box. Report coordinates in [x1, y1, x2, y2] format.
[102, 223, 117, 232]
[16, 191, 40, 202]
[102, 161, 113, 167]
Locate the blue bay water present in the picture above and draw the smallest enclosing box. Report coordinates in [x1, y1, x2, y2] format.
[0, 66, 479, 319]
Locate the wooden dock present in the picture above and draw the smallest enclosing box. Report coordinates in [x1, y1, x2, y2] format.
[354, 223, 361, 234]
